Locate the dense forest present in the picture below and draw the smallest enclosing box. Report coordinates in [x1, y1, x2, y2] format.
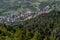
[0, 10, 60, 40]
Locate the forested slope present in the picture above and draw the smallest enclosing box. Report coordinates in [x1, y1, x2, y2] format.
[0, 0, 60, 15]
[0, 11, 60, 40]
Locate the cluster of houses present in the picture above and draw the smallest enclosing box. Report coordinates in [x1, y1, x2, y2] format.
[0, 10, 34, 23]
[0, 5, 54, 24]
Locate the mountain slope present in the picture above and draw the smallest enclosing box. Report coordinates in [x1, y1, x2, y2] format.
[0, 11, 60, 40]
[0, 0, 60, 15]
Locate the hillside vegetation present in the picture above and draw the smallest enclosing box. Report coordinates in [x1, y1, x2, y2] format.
[0, 11, 60, 40]
[0, 0, 60, 15]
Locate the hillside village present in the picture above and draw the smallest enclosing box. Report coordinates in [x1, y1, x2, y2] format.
[0, 2, 60, 25]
